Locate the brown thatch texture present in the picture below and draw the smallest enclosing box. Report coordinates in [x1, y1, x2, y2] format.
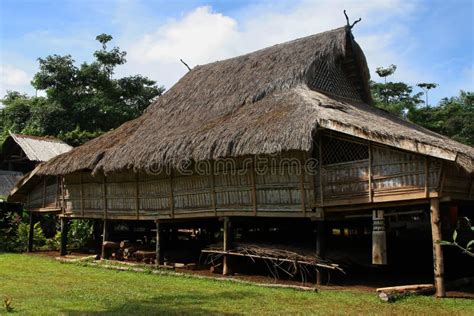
[38, 26, 474, 176]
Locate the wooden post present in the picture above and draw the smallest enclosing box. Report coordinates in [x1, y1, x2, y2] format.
[372, 210, 387, 265]
[135, 173, 140, 220]
[318, 135, 324, 206]
[300, 154, 306, 216]
[60, 217, 69, 256]
[316, 220, 326, 285]
[250, 162, 258, 216]
[155, 220, 162, 266]
[368, 142, 373, 203]
[80, 173, 84, 217]
[27, 212, 35, 253]
[169, 171, 175, 218]
[102, 174, 108, 219]
[222, 217, 232, 275]
[430, 198, 446, 297]
[210, 163, 217, 216]
[101, 219, 108, 259]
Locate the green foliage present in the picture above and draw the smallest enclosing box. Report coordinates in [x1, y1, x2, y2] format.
[67, 220, 94, 249]
[0, 33, 164, 146]
[407, 91, 474, 146]
[16, 222, 46, 252]
[370, 80, 423, 117]
[417, 83, 438, 90]
[44, 232, 62, 251]
[375, 64, 397, 79]
[437, 217, 474, 257]
[0, 211, 22, 252]
[371, 64, 473, 146]
[57, 127, 104, 147]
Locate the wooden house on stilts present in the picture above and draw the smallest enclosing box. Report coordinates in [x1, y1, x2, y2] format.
[8, 26, 473, 296]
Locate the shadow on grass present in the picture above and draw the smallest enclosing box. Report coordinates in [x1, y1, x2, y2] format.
[60, 291, 251, 315]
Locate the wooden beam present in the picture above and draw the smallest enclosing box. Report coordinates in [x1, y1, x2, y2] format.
[60, 176, 66, 214]
[430, 198, 446, 297]
[316, 220, 326, 285]
[155, 220, 162, 266]
[210, 163, 217, 216]
[318, 135, 324, 206]
[368, 142, 373, 203]
[300, 154, 306, 216]
[372, 210, 387, 265]
[102, 174, 108, 220]
[60, 217, 69, 256]
[80, 173, 85, 217]
[101, 219, 108, 259]
[250, 162, 258, 216]
[135, 173, 140, 220]
[42, 178, 47, 208]
[169, 171, 175, 219]
[27, 212, 35, 253]
[222, 217, 232, 275]
[425, 157, 430, 198]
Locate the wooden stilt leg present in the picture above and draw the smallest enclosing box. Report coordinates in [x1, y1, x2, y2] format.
[101, 219, 108, 259]
[430, 198, 446, 297]
[316, 220, 325, 285]
[372, 210, 387, 265]
[155, 220, 162, 267]
[60, 217, 69, 256]
[222, 217, 232, 275]
[27, 212, 35, 253]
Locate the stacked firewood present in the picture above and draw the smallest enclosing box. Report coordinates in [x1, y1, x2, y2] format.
[102, 240, 155, 263]
[202, 242, 343, 281]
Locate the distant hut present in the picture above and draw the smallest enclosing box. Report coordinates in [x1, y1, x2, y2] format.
[1, 133, 72, 173]
[0, 133, 72, 245]
[9, 26, 473, 296]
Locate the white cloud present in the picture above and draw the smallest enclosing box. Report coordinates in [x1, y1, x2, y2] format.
[119, 1, 419, 90]
[0, 65, 31, 94]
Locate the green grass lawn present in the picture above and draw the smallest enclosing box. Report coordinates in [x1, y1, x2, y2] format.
[0, 253, 473, 315]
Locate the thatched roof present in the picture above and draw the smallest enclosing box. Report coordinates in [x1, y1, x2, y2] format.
[0, 170, 23, 199]
[4, 132, 72, 162]
[38, 26, 474, 175]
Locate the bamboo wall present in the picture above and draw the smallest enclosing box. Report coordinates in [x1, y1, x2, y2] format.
[26, 176, 60, 211]
[24, 132, 472, 219]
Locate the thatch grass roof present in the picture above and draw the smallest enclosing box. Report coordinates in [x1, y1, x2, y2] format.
[39, 26, 473, 175]
[4, 132, 72, 162]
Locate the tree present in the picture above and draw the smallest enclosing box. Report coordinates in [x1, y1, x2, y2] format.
[370, 64, 473, 146]
[417, 83, 438, 107]
[371, 64, 424, 117]
[14, 33, 166, 145]
[371, 80, 423, 117]
[408, 91, 474, 146]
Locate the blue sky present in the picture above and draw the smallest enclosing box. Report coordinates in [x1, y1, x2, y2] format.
[1, 0, 473, 105]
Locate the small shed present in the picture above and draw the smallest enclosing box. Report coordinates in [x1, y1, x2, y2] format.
[1, 132, 72, 173]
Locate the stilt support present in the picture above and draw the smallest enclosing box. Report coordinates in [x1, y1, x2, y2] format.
[430, 198, 446, 297]
[372, 210, 387, 265]
[101, 219, 109, 259]
[222, 217, 232, 275]
[27, 212, 35, 253]
[155, 220, 162, 266]
[316, 220, 326, 285]
[60, 217, 69, 256]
